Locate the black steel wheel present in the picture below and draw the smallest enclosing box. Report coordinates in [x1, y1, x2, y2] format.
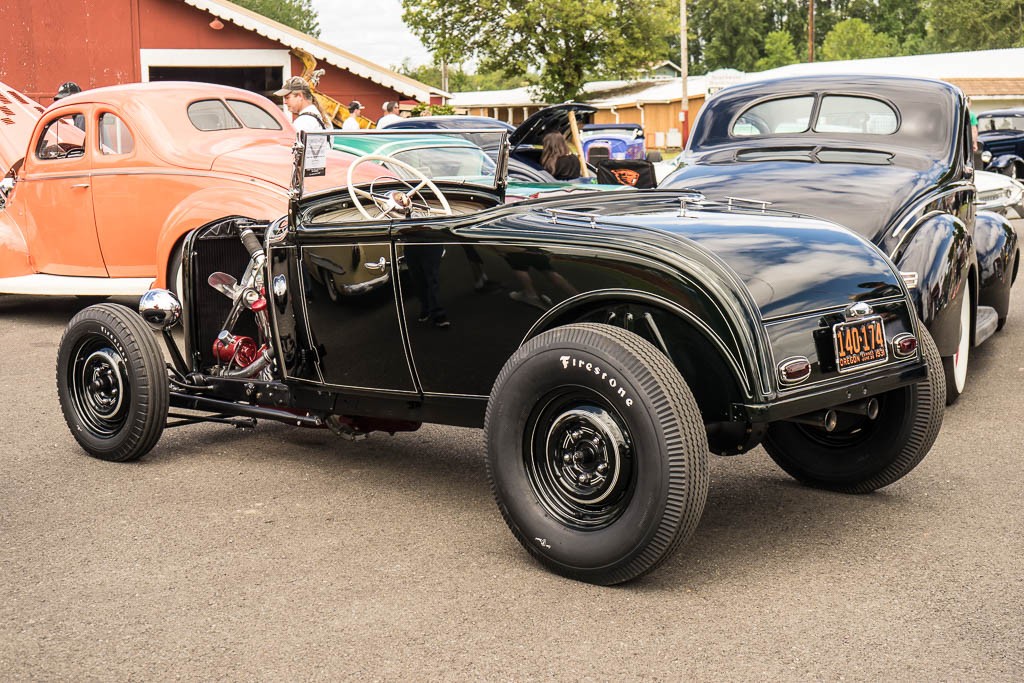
[485, 323, 709, 585]
[56, 303, 168, 462]
[762, 327, 943, 493]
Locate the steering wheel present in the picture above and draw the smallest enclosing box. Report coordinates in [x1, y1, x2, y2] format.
[347, 154, 452, 220]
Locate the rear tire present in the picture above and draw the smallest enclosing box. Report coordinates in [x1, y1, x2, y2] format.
[485, 323, 709, 585]
[762, 328, 943, 493]
[941, 286, 971, 405]
[56, 303, 168, 461]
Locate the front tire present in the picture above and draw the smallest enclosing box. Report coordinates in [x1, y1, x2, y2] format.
[762, 327, 943, 493]
[56, 303, 168, 461]
[485, 323, 709, 585]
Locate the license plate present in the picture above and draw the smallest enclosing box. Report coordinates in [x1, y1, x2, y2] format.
[833, 316, 887, 372]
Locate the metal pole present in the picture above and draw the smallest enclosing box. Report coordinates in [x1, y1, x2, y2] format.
[680, 0, 689, 146]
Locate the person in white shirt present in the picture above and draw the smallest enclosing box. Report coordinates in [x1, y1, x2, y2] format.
[274, 77, 325, 136]
[342, 101, 364, 131]
[378, 101, 403, 128]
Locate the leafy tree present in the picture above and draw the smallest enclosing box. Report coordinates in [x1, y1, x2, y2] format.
[755, 30, 799, 71]
[690, 0, 765, 72]
[402, 0, 677, 102]
[820, 18, 898, 60]
[396, 61, 538, 92]
[924, 0, 1024, 52]
[234, 0, 320, 37]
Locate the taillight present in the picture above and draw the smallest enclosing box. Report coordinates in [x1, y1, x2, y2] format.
[892, 333, 918, 358]
[778, 357, 811, 386]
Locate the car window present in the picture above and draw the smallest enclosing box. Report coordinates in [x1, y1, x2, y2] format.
[188, 100, 242, 131]
[816, 96, 898, 134]
[979, 115, 1024, 132]
[392, 147, 496, 179]
[98, 113, 134, 155]
[732, 97, 814, 136]
[226, 99, 282, 130]
[35, 115, 87, 160]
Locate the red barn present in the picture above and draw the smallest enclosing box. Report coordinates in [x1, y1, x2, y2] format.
[0, 0, 445, 119]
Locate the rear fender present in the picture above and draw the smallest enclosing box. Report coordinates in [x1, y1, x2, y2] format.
[975, 209, 1019, 318]
[527, 290, 751, 425]
[154, 186, 285, 288]
[893, 213, 974, 356]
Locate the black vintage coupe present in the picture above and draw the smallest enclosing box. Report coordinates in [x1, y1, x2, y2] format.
[977, 108, 1024, 179]
[661, 74, 1019, 404]
[56, 129, 943, 585]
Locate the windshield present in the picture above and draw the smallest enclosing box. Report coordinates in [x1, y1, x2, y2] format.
[979, 115, 1024, 133]
[294, 129, 507, 199]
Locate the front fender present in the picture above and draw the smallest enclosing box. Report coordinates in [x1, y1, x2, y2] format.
[0, 209, 33, 278]
[987, 154, 1022, 175]
[893, 213, 974, 356]
[975, 209, 1019, 319]
[154, 184, 286, 288]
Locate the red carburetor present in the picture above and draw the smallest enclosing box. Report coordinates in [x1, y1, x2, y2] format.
[213, 330, 259, 367]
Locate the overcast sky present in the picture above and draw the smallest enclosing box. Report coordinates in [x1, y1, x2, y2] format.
[309, 0, 433, 70]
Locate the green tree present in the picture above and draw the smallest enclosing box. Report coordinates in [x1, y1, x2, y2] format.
[755, 30, 799, 71]
[820, 18, 898, 60]
[396, 61, 537, 92]
[690, 0, 766, 72]
[402, 0, 677, 103]
[233, 0, 320, 37]
[924, 0, 1024, 52]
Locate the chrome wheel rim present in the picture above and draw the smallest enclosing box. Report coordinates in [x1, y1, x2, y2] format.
[526, 391, 634, 530]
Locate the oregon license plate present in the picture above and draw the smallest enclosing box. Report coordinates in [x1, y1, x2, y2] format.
[833, 316, 888, 372]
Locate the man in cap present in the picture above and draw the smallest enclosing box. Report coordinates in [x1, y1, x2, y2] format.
[342, 101, 363, 131]
[53, 81, 85, 130]
[274, 76, 325, 135]
[378, 101, 403, 128]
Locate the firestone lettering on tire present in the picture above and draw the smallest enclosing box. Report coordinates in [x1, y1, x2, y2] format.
[559, 354, 633, 407]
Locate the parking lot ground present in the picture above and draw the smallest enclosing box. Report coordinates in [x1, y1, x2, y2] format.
[1, 279, 1022, 680]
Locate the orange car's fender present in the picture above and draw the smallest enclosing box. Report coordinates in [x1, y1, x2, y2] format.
[0, 206, 33, 278]
[153, 184, 288, 288]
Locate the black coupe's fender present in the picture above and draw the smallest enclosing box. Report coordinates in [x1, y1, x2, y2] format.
[975, 209, 1020, 319]
[892, 212, 975, 357]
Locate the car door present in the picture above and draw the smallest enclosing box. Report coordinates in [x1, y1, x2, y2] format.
[293, 216, 417, 394]
[19, 107, 105, 276]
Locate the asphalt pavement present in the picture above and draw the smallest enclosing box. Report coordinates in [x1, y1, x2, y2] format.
[1, 272, 1022, 680]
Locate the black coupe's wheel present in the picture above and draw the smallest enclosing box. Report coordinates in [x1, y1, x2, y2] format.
[485, 323, 709, 585]
[1005, 164, 1019, 180]
[941, 285, 971, 405]
[762, 327, 943, 494]
[56, 303, 168, 462]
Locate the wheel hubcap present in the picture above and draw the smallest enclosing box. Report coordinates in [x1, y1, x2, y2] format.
[528, 396, 634, 529]
[70, 341, 129, 437]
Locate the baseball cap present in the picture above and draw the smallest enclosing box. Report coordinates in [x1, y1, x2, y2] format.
[347, 101, 363, 113]
[274, 77, 311, 97]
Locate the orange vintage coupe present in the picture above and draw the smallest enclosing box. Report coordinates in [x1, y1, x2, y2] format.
[0, 80, 367, 296]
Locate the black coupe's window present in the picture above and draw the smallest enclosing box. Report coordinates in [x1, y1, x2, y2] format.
[226, 99, 282, 130]
[733, 97, 814, 136]
[816, 96, 898, 134]
[188, 100, 242, 131]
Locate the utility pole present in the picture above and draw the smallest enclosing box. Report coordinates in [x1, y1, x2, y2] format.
[680, 0, 689, 145]
[808, 0, 815, 62]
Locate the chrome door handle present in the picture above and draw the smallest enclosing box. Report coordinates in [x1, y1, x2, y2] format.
[71, 183, 90, 188]
[364, 257, 388, 271]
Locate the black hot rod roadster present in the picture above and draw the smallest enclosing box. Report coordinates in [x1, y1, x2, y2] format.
[56, 129, 943, 585]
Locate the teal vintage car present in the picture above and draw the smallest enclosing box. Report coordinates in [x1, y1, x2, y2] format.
[330, 130, 631, 200]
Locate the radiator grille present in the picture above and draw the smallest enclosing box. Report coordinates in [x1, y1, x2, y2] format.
[191, 233, 259, 371]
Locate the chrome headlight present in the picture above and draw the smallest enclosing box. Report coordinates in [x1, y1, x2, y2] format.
[139, 288, 182, 330]
[982, 150, 992, 164]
